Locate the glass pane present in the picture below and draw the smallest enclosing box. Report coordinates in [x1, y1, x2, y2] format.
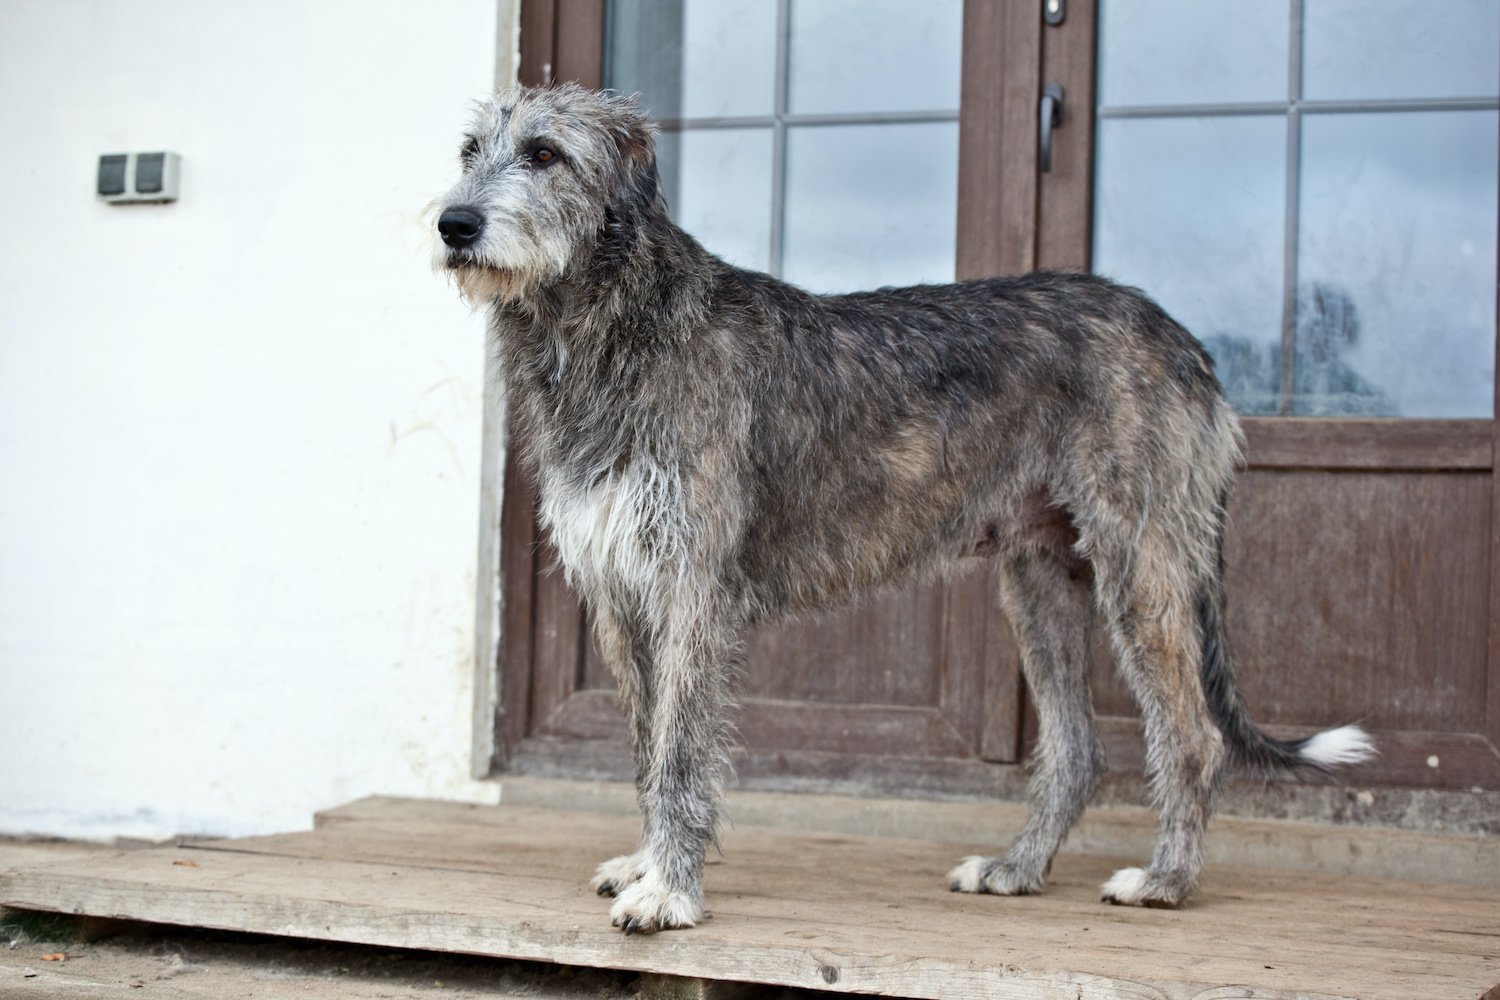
[782, 122, 957, 294]
[1303, 0, 1500, 101]
[658, 128, 774, 273]
[1093, 116, 1287, 414]
[606, 0, 775, 119]
[1295, 111, 1497, 417]
[1097, 0, 1289, 107]
[787, 0, 962, 115]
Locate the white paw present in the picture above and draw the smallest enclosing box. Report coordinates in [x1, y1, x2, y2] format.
[1099, 866, 1189, 908]
[1100, 866, 1150, 904]
[589, 851, 645, 897]
[947, 855, 1045, 895]
[608, 870, 703, 934]
[947, 855, 993, 893]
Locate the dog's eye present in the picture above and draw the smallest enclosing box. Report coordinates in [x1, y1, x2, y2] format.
[460, 136, 480, 165]
[531, 146, 559, 166]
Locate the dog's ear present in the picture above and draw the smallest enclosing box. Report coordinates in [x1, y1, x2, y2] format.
[605, 95, 665, 221]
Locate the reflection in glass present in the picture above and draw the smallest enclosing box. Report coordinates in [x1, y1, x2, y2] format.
[1296, 111, 1497, 417]
[1287, 284, 1394, 416]
[781, 123, 958, 295]
[656, 129, 774, 274]
[1093, 116, 1286, 414]
[1303, 0, 1500, 102]
[606, 0, 775, 119]
[787, 0, 962, 116]
[1097, 0, 1289, 107]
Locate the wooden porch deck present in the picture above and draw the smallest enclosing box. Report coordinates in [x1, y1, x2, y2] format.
[2, 796, 1495, 999]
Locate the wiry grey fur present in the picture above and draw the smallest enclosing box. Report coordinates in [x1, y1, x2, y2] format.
[433, 85, 1374, 933]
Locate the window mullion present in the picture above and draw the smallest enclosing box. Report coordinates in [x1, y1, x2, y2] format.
[1277, 0, 1305, 415]
[768, 0, 791, 278]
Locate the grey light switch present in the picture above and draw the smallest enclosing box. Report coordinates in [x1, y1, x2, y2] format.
[97, 154, 128, 196]
[97, 152, 181, 203]
[134, 153, 165, 194]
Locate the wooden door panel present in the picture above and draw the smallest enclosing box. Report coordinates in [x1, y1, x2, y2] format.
[1226, 471, 1490, 733]
[1087, 464, 1500, 788]
[742, 586, 946, 707]
[579, 582, 947, 708]
[542, 564, 1018, 766]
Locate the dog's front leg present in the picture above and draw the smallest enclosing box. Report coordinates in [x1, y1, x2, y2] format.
[609, 592, 737, 934]
[588, 602, 654, 898]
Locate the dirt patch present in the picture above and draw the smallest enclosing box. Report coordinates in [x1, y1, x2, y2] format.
[2, 911, 637, 999]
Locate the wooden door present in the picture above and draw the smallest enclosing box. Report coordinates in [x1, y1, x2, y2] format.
[1032, 1, 1500, 791]
[495, 0, 1027, 795]
[496, 0, 1500, 796]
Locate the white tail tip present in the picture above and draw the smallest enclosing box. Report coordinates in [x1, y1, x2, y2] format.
[1299, 725, 1376, 767]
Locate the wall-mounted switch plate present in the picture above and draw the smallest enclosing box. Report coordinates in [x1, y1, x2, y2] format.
[97, 152, 181, 203]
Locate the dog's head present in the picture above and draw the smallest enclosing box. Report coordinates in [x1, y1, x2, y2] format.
[433, 84, 661, 305]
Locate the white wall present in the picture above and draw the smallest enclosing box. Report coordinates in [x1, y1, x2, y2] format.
[0, 0, 513, 840]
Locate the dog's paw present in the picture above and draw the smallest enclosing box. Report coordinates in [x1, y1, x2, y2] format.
[1100, 866, 1190, 908]
[947, 855, 1046, 895]
[589, 851, 645, 898]
[608, 871, 703, 935]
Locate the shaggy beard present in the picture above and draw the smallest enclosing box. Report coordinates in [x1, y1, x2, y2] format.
[451, 264, 527, 306]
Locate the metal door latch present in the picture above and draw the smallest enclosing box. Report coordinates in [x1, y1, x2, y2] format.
[1040, 84, 1064, 172]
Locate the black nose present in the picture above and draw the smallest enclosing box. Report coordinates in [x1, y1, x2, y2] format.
[438, 207, 484, 249]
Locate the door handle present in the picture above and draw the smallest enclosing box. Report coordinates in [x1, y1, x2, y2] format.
[1040, 84, 1064, 173]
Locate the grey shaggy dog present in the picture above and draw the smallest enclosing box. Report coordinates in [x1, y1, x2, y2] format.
[434, 84, 1374, 934]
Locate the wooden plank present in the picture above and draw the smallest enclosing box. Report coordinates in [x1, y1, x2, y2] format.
[538, 690, 974, 758]
[317, 794, 1500, 889]
[956, 0, 1041, 279]
[941, 564, 1022, 762]
[196, 817, 1498, 943]
[495, 424, 538, 767]
[1489, 143, 1500, 796]
[517, 0, 555, 87]
[4, 803, 1495, 1000]
[507, 735, 1025, 798]
[1241, 418, 1493, 470]
[527, 543, 585, 733]
[553, 0, 604, 89]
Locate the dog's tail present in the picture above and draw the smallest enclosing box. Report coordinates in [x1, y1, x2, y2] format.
[1197, 564, 1375, 776]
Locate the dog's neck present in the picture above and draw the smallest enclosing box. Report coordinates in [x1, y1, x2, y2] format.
[503, 210, 715, 356]
[487, 213, 719, 480]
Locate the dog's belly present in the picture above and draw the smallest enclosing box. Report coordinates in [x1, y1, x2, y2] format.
[743, 483, 1087, 618]
[973, 488, 1084, 567]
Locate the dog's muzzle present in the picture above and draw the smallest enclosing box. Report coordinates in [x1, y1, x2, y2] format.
[438, 207, 485, 250]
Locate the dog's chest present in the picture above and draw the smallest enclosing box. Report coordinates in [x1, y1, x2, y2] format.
[537, 460, 679, 593]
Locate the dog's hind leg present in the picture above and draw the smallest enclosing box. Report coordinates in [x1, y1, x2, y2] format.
[608, 590, 739, 934]
[949, 546, 1103, 896]
[587, 602, 653, 897]
[1094, 533, 1224, 908]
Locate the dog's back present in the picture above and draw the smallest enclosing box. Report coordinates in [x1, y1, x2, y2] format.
[713, 268, 1239, 623]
